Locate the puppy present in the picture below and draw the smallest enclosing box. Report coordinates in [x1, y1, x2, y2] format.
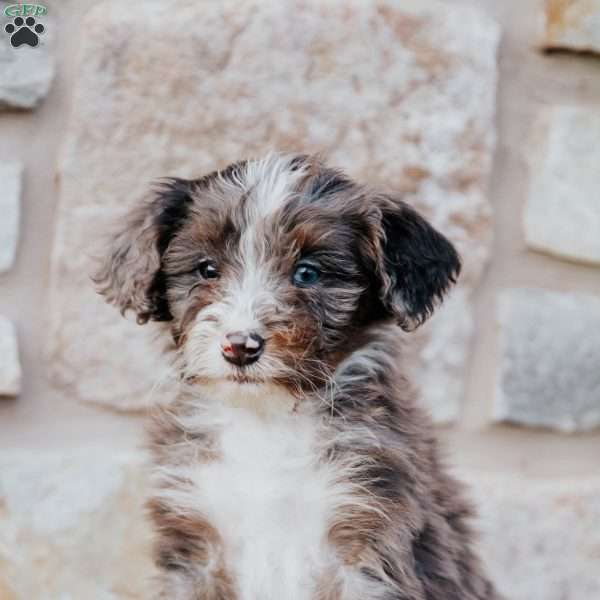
[95, 153, 500, 600]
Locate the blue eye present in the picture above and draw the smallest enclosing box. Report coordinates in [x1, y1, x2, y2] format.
[292, 264, 321, 287]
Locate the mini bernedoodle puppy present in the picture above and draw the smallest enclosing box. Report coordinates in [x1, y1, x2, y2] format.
[95, 153, 500, 600]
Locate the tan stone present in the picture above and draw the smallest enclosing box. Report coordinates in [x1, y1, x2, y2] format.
[0, 317, 20, 397]
[411, 288, 474, 423]
[524, 106, 600, 266]
[0, 578, 17, 600]
[464, 471, 600, 600]
[543, 0, 600, 54]
[0, 451, 155, 600]
[495, 288, 600, 432]
[0, 162, 21, 274]
[48, 0, 499, 415]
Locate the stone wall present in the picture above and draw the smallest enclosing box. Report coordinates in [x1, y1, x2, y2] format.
[0, 1, 599, 598]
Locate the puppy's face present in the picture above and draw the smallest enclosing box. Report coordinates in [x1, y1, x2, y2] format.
[95, 154, 460, 394]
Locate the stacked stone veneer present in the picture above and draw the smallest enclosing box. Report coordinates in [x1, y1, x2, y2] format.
[0, 0, 56, 397]
[1, 1, 600, 598]
[501, 102, 600, 431]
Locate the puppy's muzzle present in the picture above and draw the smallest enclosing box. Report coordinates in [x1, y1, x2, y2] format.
[221, 331, 265, 367]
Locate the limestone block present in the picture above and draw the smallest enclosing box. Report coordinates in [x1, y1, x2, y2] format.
[0, 162, 21, 273]
[465, 471, 600, 600]
[495, 288, 600, 432]
[0, 316, 20, 396]
[543, 0, 600, 54]
[524, 107, 600, 265]
[0, 451, 155, 599]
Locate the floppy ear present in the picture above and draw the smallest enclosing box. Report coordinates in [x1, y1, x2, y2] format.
[375, 195, 461, 331]
[93, 179, 192, 324]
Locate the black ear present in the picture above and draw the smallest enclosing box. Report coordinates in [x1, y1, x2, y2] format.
[376, 196, 461, 330]
[93, 179, 192, 324]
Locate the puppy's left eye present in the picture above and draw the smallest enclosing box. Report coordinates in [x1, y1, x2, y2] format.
[197, 261, 219, 280]
[292, 263, 321, 287]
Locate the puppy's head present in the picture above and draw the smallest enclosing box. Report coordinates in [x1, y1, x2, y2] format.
[94, 154, 460, 392]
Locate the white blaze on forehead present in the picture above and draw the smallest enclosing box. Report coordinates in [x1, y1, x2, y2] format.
[242, 152, 308, 218]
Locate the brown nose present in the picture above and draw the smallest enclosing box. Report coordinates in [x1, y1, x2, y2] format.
[221, 331, 265, 367]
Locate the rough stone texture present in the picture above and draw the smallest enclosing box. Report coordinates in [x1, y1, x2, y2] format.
[0, 451, 155, 599]
[524, 107, 600, 265]
[0, 4, 54, 109]
[495, 288, 600, 432]
[48, 0, 499, 415]
[411, 287, 474, 423]
[464, 471, 600, 600]
[0, 316, 20, 397]
[543, 0, 600, 54]
[0, 162, 21, 274]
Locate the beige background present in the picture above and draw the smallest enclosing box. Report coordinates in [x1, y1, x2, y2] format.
[1, 0, 599, 477]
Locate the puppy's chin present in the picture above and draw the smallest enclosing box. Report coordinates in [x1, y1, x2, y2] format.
[225, 375, 263, 385]
[224, 368, 267, 386]
[194, 379, 298, 415]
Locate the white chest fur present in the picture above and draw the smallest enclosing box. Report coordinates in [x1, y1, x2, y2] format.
[186, 403, 339, 599]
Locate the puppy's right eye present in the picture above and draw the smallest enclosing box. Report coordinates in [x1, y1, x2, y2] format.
[197, 261, 219, 280]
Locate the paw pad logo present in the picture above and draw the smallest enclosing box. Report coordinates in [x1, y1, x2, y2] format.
[3, 4, 47, 48]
